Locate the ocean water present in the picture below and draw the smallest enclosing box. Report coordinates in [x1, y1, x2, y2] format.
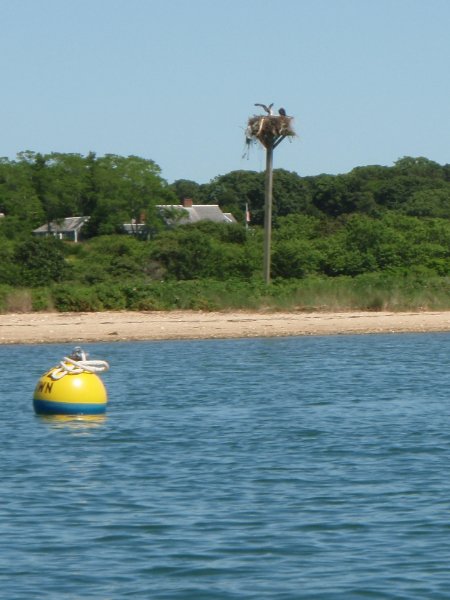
[1, 333, 450, 599]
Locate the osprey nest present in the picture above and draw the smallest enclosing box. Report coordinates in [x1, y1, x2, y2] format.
[246, 115, 295, 149]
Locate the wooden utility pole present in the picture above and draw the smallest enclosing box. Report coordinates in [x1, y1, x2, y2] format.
[263, 143, 274, 284]
[246, 105, 294, 284]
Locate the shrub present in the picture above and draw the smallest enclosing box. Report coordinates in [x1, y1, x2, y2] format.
[272, 239, 322, 278]
[15, 237, 68, 286]
[31, 288, 53, 311]
[51, 285, 102, 312]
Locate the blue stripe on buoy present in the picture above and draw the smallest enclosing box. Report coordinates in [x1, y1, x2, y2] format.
[33, 399, 107, 415]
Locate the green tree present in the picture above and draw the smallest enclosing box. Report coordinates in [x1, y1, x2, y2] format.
[311, 174, 356, 217]
[31, 153, 63, 227]
[170, 179, 201, 202]
[44, 152, 89, 216]
[271, 169, 316, 218]
[402, 188, 450, 218]
[0, 156, 45, 235]
[274, 214, 325, 241]
[202, 170, 264, 225]
[87, 154, 176, 236]
[82, 151, 101, 218]
[394, 156, 444, 179]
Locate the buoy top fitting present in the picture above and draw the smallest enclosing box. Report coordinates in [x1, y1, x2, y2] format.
[50, 346, 110, 380]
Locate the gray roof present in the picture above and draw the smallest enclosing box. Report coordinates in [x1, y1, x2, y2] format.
[156, 204, 236, 225]
[33, 216, 90, 234]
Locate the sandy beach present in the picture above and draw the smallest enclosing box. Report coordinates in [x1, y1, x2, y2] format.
[0, 310, 449, 345]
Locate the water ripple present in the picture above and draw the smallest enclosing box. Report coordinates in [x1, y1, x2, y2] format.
[1, 334, 450, 599]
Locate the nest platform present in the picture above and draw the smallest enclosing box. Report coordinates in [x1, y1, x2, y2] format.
[246, 115, 295, 148]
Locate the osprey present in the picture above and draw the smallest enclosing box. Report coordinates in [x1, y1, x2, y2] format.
[278, 107, 287, 116]
[254, 103, 274, 115]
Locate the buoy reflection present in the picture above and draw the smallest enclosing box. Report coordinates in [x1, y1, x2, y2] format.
[38, 414, 107, 431]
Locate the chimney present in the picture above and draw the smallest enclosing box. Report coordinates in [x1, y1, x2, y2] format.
[182, 198, 193, 208]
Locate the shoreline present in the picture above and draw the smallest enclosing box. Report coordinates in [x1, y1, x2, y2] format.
[0, 310, 449, 345]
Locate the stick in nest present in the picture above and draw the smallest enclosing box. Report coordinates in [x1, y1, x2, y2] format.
[246, 115, 295, 148]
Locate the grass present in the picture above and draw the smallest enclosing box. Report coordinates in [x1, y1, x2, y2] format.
[0, 272, 449, 314]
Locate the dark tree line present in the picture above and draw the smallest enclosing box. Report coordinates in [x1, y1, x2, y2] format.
[172, 156, 450, 224]
[0, 152, 449, 287]
[1, 152, 449, 237]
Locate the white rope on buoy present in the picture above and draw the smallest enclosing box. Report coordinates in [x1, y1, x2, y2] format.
[50, 347, 110, 380]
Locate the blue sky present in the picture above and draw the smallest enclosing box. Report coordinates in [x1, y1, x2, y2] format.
[1, 0, 449, 183]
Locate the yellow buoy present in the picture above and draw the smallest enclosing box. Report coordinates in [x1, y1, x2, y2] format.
[33, 347, 109, 416]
